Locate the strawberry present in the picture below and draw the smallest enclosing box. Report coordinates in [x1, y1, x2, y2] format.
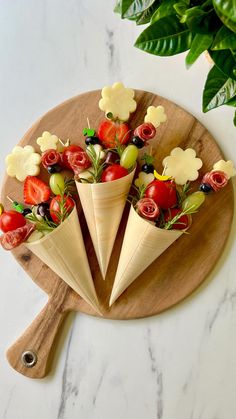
[24, 176, 51, 205]
[97, 120, 131, 148]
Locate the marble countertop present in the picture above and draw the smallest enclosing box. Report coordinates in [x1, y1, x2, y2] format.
[0, 1, 235, 418]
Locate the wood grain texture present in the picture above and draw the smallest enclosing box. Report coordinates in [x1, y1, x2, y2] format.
[2, 90, 234, 378]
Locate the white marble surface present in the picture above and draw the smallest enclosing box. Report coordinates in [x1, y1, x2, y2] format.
[0, 1, 236, 418]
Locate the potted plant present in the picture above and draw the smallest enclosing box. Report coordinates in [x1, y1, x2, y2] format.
[115, 0, 236, 126]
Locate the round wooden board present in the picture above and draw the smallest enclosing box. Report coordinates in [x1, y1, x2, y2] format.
[1, 90, 234, 320]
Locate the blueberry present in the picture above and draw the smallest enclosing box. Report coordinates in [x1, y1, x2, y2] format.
[22, 208, 32, 217]
[85, 136, 100, 145]
[141, 163, 154, 174]
[47, 164, 62, 174]
[199, 183, 212, 193]
[131, 136, 145, 149]
[37, 202, 51, 219]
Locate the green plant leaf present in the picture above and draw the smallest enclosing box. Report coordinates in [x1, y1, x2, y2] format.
[226, 96, 236, 106]
[151, 0, 177, 23]
[114, 1, 122, 13]
[209, 49, 236, 80]
[203, 65, 236, 112]
[134, 15, 194, 56]
[136, 1, 161, 25]
[185, 7, 221, 34]
[186, 33, 213, 66]
[174, 1, 190, 18]
[212, 26, 236, 50]
[213, 0, 236, 33]
[121, 0, 156, 18]
[213, 0, 236, 23]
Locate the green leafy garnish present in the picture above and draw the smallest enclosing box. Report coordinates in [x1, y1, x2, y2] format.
[141, 153, 154, 165]
[85, 144, 106, 183]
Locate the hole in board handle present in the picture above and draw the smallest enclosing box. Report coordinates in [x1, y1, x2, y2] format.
[21, 350, 37, 368]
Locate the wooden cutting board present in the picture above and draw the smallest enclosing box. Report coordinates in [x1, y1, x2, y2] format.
[1, 90, 234, 378]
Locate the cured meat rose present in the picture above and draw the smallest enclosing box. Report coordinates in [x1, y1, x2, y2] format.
[134, 123, 156, 142]
[41, 149, 61, 168]
[68, 151, 91, 175]
[0, 224, 35, 250]
[202, 170, 228, 192]
[136, 198, 160, 221]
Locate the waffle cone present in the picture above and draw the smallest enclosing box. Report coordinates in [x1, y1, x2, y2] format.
[109, 205, 183, 306]
[26, 208, 101, 315]
[75, 168, 135, 279]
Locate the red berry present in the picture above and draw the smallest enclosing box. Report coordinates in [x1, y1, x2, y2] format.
[49, 195, 75, 224]
[145, 179, 177, 209]
[101, 164, 129, 182]
[24, 176, 51, 205]
[0, 210, 26, 233]
[98, 120, 130, 148]
[62, 145, 84, 170]
[164, 208, 189, 230]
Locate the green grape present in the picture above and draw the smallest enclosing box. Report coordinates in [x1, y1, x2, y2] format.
[182, 191, 205, 212]
[49, 173, 65, 195]
[120, 145, 139, 169]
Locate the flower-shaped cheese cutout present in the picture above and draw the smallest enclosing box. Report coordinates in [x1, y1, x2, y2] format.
[99, 82, 137, 121]
[144, 105, 167, 128]
[162, 147, 203, 185]
[135, 172, 154, 189]
[213, 160, 236, 179]
[36, 131, 59, 152]
[5, 145, 41, 182]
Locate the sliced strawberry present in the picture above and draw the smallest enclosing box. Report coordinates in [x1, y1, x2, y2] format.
[98, 120, 131, 148]
[24, 176, 51, 205]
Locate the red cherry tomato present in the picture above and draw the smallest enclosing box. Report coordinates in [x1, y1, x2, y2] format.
[62, 145, 84, 170]
[145, 179, 177, 209]
[0, 210, 26, 233]
[49, 195, 75, 224]
[164, 208, 189, 230]
[101, 164, 129, 182]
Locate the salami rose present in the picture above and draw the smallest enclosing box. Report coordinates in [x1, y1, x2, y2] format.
[134, 123, 156, 142]
[0, 224, 35, 250]
[68, 151, 91, 175]
[202, 170, 228, 192]
[41, 149, 61, 168]
[136, 198, 160, 221]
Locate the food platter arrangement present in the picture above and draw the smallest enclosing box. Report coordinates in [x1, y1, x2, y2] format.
[0, 83, 234, 378]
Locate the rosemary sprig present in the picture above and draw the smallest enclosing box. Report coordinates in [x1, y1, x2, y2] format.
[163, 204, 198, 230]
[26, 212, 57, 232]
[176, 182, 192, 206]
[141, 153, 154, 165]
[128, 183, 147, 205]
[85, 144, 106, 183]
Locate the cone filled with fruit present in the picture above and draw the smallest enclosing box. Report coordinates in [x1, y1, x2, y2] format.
[75, 168, 135, 279]
[26, 206, 101, 314]
[109, 147, 206, 306]
[109, 204, 184, 305]
[74, 82, 167, 279]
[2, 135, 102, 315]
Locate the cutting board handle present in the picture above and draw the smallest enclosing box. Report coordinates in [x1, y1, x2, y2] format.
[6, 292, 69, 379]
